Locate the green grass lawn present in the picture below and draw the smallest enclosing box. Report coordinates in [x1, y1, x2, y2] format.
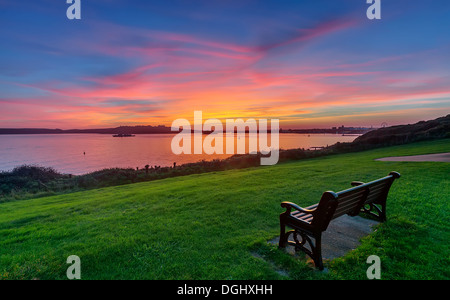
[0, 139, 449, 280]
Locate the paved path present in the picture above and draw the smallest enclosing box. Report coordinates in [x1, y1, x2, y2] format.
[376, 152, 450, 162]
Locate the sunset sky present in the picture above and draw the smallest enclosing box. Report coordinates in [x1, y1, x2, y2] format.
[1, 0, 449, 129]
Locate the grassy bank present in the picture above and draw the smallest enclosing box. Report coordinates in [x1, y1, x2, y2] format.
[0, 139, 449, 280]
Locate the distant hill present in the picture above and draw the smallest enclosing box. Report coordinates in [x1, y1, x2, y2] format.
[0, 125, 174, 135]
[352, 114, 450, 148]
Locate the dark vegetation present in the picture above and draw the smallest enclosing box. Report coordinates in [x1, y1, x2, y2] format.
[1, 115, 449, 202]
[352, 114, 450, 148]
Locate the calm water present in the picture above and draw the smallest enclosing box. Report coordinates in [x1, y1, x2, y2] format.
[0, 133, 358, 175]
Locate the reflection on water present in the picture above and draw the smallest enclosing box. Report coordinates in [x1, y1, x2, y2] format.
[0, 133, 358, 175]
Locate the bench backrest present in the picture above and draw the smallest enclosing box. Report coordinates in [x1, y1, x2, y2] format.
[311, 172, 400, 231]
[363, 174, 398, 205]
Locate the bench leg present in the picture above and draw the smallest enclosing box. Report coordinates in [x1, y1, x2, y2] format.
[279, 220, 288, 248]
[294, 231, 324, 271]
[361, 202, 387, 222]
[313, 233, 324, 271]
[379, 203, 387, 222]
[281, 229, 325, 271]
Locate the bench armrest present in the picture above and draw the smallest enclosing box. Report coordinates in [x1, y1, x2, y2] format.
[389, 171, 401, 179]
[351, 181, 365, 186]
[281, 202, 316, 215]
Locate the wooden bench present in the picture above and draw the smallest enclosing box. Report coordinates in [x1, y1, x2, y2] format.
[279, 171, 401, 270]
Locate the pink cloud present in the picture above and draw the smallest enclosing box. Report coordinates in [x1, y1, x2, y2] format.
[4, 17, 448, 129]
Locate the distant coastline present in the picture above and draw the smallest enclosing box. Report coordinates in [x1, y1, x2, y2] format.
[0, 125, 374, 135]
[0, 126, 174, 135]
[2, 114, 448, 139]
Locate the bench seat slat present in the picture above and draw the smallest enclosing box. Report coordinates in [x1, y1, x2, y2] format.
[302, 216, 314, 223]
[289, 212, 314, 224]
[290, 204, 318, 217]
